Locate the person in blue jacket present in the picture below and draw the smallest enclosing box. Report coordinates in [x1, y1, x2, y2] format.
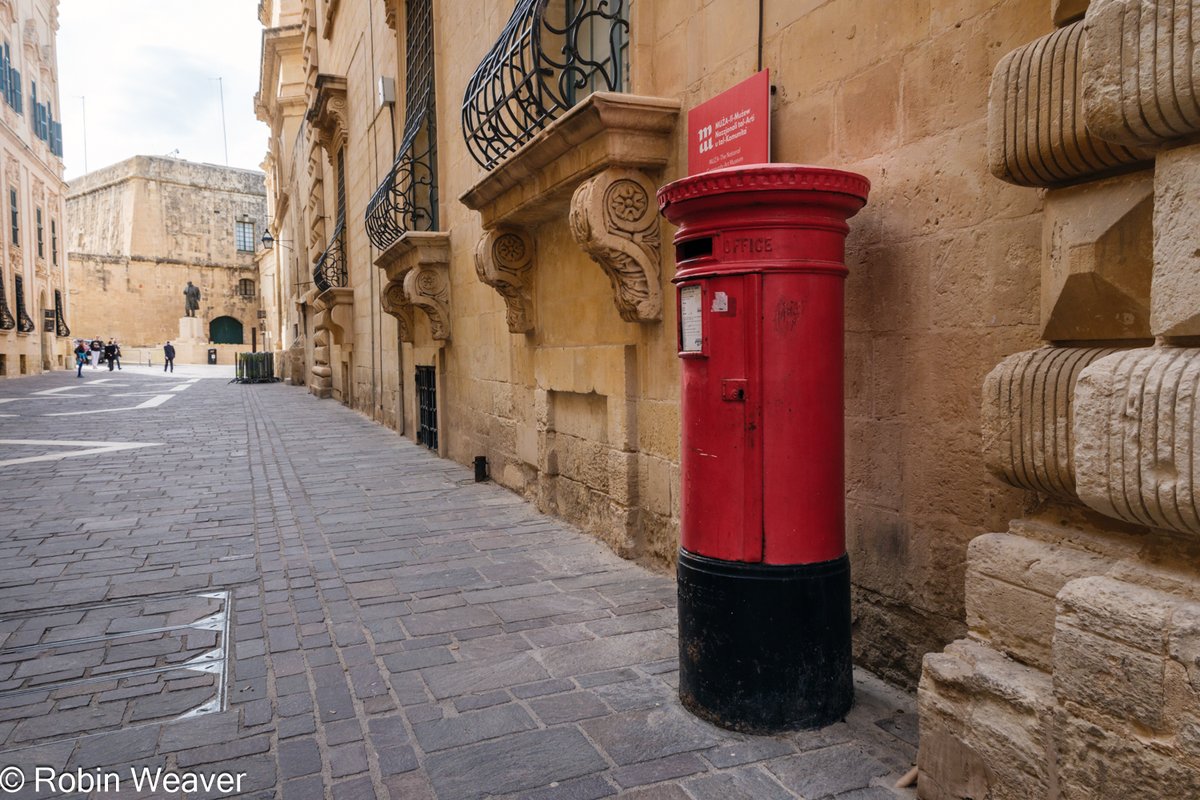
[73, 340, 88, 377]
[163, 341, 176, 373]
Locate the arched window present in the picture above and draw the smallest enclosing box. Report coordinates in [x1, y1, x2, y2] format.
[238, 278, 255, 298]
[209, 316, 244, 344]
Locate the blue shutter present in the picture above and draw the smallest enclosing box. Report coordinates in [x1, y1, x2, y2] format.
[0, 45, 8, 104]
[12, 69, 21, 114]
[52, 121, 62, 156]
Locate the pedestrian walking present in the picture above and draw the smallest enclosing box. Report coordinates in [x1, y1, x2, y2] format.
[103, 340, 117, 371]
[73, 340, 87, 378]
[163, 341, 175, 373]
[113, 340, 122, 370]
[89, 337, 103, 368]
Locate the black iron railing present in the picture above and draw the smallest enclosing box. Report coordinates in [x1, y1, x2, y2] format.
[416, 364, 438, 450]
[462, 0, 629, 170]
[14, 275, 33, 333]
[0, 272, 13, 330]
[364, 95, 438, 250]
[313, 221, 347, 293]
[365, 0, 438, 251]
[54, 289, 69, 337]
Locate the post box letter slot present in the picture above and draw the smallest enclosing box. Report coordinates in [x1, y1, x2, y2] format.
[721, 378, 747, 402]
[677, 237, 713, 262]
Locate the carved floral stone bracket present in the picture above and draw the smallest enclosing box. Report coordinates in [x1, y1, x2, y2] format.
[381, 280, 415, 343]
[374, 231, 452, 341]
[404, 261, 451, 340]
[459, 92, 679, 329]
[570, 168, 662, 322]
[475, 227, 535, 333]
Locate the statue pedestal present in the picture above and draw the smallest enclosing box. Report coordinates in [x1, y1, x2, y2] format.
[178, 316, 204, 343]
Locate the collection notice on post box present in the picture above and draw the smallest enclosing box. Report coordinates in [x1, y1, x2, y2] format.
[680, 285, 703, 352]
[687, 70, 771, 175]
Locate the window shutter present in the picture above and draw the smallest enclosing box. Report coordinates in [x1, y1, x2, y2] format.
[0, 45, 8, 104]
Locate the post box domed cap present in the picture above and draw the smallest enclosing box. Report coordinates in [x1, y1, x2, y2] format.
[656, 163, 870, 210]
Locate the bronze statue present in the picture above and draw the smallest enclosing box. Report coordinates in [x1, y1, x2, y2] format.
[183, 281, 201, 317]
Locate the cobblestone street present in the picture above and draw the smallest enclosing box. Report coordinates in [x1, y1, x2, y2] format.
[0, 368, 917, 799]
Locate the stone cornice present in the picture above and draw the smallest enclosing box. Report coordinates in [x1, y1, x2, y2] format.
[257, 25, 304, 123]
[373, 230, 451, 283]
[306, 74, 349, 157]
[459, 92, 680, 228]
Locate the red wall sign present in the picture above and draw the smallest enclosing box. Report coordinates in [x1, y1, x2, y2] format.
[687, 70, 771, 175]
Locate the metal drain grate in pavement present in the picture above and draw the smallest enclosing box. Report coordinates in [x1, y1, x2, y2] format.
[0, 591, 230, 747]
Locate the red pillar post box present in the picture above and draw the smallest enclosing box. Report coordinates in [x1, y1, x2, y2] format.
[657, 164, 870, 732]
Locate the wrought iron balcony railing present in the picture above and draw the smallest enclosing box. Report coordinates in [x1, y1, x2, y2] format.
[365, 0, 438, 251]
[462, 0, 629, 170]
[14, 275, 33, 333]
[0, 272, 13, 330]
[313, 221, 347, 293]
[54, 289, 69, 337]
[364, 92, 438, 251]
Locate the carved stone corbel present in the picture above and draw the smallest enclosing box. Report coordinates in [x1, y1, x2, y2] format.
[381, 279, 414, 343]
[404, 261, 451, 340]
[569, 167, 662, 322]
[373, 231, 450, 342]
[306, 74, 348, 160]
[475, 227, 535, 333]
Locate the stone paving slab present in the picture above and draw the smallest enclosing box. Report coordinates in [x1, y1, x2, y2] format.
[0, 369, 918, 798]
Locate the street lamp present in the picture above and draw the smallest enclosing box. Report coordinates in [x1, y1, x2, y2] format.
[261, 225, 296, 251]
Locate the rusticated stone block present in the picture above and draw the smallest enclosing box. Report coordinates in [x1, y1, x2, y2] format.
[982, 346, 1119, 501]
[1055, 576, 1200, 795]
[1168, 603, 1200, 757]
[988, 21, 1150, 187]
[1074, 347, 1200, 535]
[1083, 0, 1200, 149]
[918, 639, 1056, 800]
[1055, 577, 1175, 729]
[966, 530, 1114, 671]
[1042, 171, 1153, 342]
[1152, 142, 1200, 338]
[1057, 706, 1200, 799]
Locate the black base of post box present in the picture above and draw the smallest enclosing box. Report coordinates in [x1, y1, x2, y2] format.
[676, 548, 852, 733]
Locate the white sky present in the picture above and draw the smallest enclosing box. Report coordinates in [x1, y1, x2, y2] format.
[56, 0, 268, 181]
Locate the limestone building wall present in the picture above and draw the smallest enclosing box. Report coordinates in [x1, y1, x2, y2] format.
[0, 0, 70, 378]
[255, 0, 1046, 687]
[66, 156, 266, 352]
[255, 0, 1160, 700]
[254, 0, 1200, 793]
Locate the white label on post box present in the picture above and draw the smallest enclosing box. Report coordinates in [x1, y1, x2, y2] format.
[711, 291, 729, 312]
[680, 285, 703, 352]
